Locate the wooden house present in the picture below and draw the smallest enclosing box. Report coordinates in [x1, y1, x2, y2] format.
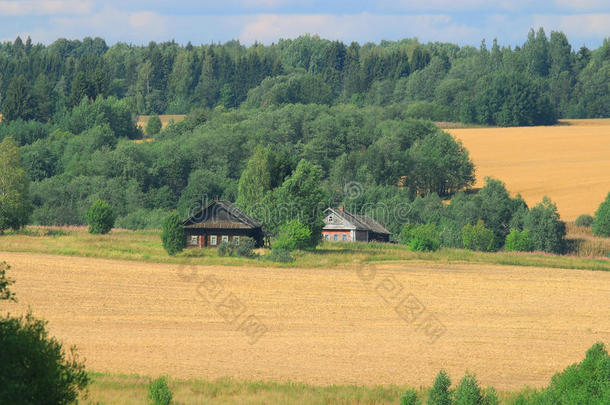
[183, 200, 264, 248]
[322, 207, 391, 243]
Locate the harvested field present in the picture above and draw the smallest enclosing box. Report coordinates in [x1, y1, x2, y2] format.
[448, 119, 610, 221]
[2, 251, 609, 391]
[136, 114, 186, 130]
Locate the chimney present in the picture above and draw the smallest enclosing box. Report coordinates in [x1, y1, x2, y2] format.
[339, 205, 344, 212]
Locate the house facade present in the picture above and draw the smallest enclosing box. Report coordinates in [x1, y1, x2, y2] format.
[322, 207, 391, 243]
[182, 200, 264, 248]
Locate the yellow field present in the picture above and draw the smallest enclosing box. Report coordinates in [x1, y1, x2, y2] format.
[2, 251, 609, 392]
[448, 119, 610, 221]
[136, 114, 186, 130]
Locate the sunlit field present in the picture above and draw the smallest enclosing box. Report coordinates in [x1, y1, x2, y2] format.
[448, 119, 610, 221]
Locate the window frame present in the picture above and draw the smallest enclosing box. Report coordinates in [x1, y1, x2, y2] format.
[210, 235, 217, 246]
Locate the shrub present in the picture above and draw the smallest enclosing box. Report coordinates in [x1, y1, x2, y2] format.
[268, 247, 294, 263]
[0, 262, 16, 302]
[85, 199, 115, 234]
[593, 192, 610, 237]
[504, 229, 534, 252]
[454, 373, 482, 405]
[574, 214, 594, 228]
[427, 370, 452, 405]
[274, 220, 311, 251]
[524, 196, 566, 253]
[399, 223, 441, 252]
[148, 376, 173, 405]
[0, 312, 89, 404]
[217, 241, 232, 257]
[519, 342, 610, 404]
[400, 388, 420, 405]
[146, 115, 163, 137]
[161, 212, 186, 255]
[217, 237, 256, 258]
[235, 237, 256, 258]
[462, 220, 495, 252]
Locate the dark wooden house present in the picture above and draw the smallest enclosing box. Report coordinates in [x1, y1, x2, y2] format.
[183, 200, 264, 248]
[322, 207, 391, 243]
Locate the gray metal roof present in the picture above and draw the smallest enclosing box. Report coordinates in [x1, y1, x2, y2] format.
[323, 207, 391, 235]
[183, 200, 262, 229]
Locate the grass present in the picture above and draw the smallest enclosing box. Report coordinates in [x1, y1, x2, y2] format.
[86, 372, 523, 405]
[1, 226, 608, 271]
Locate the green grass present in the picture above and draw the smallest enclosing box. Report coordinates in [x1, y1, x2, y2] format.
[86, 372, 524, 405]
[0, 226, 608, 271]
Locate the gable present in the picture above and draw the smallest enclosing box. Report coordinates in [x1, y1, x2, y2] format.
[184, 201, 261, 229]
[323, 208, 357, 230]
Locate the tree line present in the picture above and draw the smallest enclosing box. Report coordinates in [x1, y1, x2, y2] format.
[1, 30, 610, 126]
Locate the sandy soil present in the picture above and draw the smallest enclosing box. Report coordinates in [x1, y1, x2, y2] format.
[448, 119, 610, 221]
[2, 251, 609, 390]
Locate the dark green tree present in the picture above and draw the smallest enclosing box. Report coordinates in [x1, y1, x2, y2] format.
[523, 196, 566, 253]
[146, 114, 163, 137]
[0, 137, 31, 233]
[427, 370, 452, 405]
[85, 199, 116, 234]
[592, 192, 610, 237]
[2, 75, 36, 122]
[161, 212, 186, 255]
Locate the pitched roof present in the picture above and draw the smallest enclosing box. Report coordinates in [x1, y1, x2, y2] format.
[183, 200, 262, 229]
[324, 208, 391, 235]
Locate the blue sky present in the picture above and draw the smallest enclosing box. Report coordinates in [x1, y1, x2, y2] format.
[1, 1, 609, 48]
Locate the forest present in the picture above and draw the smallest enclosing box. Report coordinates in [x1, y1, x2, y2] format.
[1, 29, 609, 251]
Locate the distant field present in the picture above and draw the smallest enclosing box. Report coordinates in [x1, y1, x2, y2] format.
[136, 114, 186, 130]
[448, 119, 610, 221]
[3, 251, 609, 392]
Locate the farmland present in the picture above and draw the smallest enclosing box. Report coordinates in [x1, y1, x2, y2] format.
[448, 119, 610, 221]
[2, 251, 609, 396]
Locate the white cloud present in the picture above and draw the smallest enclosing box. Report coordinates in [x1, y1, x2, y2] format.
[534, 13, 610, 39]
[554, 0, 610, 12]
[0, 1, 93, 15]
[238, 12, 481, 44]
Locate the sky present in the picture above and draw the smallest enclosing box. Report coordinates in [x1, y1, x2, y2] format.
[1, 1, 609, 48]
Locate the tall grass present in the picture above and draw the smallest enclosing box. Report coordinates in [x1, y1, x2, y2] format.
[1, 226, 608, 271]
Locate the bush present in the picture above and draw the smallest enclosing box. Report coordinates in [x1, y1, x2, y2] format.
[400, 388, 420, 405]
[427, 370, 452, 405]
[454, 373, 482, 405]
[217, 237, 256, 258]
[0, 312, 89, 404]
[115, 209, 168, 230]
[146, 115, 163, 137]
[148, 376, 173, 405]
[274, 220, 311, 251]
[504, 229, 534, 252]
[0, 261, 16, 302]
[399, 223, 441, 252]
[524, 196, 566, 253]
[85, 199, 115, 234]
[268, 247, 294, 263]
[574, 214, 594, 228]
[462, 220, 495, 252]
[593, 192, 610, 237]
[161, 212, 186, 255]
[517, 342, 610, 404]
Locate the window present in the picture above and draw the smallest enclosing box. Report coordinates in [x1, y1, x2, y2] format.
[190, 235, 198, 245]
[342, 234, 348, 241]
[222, 235, 229, 243]
[328, 215, 333, 223]
[333, 234, 338, 241]
[210, 235, 217, 246]
[234, 236, 240, 244]
[324, 234, 329, 240]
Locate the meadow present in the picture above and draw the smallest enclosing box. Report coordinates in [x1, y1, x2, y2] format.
[448, 119, 610, 221]
[137, 114, 187, 131]
[1, 225, 608, 271]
